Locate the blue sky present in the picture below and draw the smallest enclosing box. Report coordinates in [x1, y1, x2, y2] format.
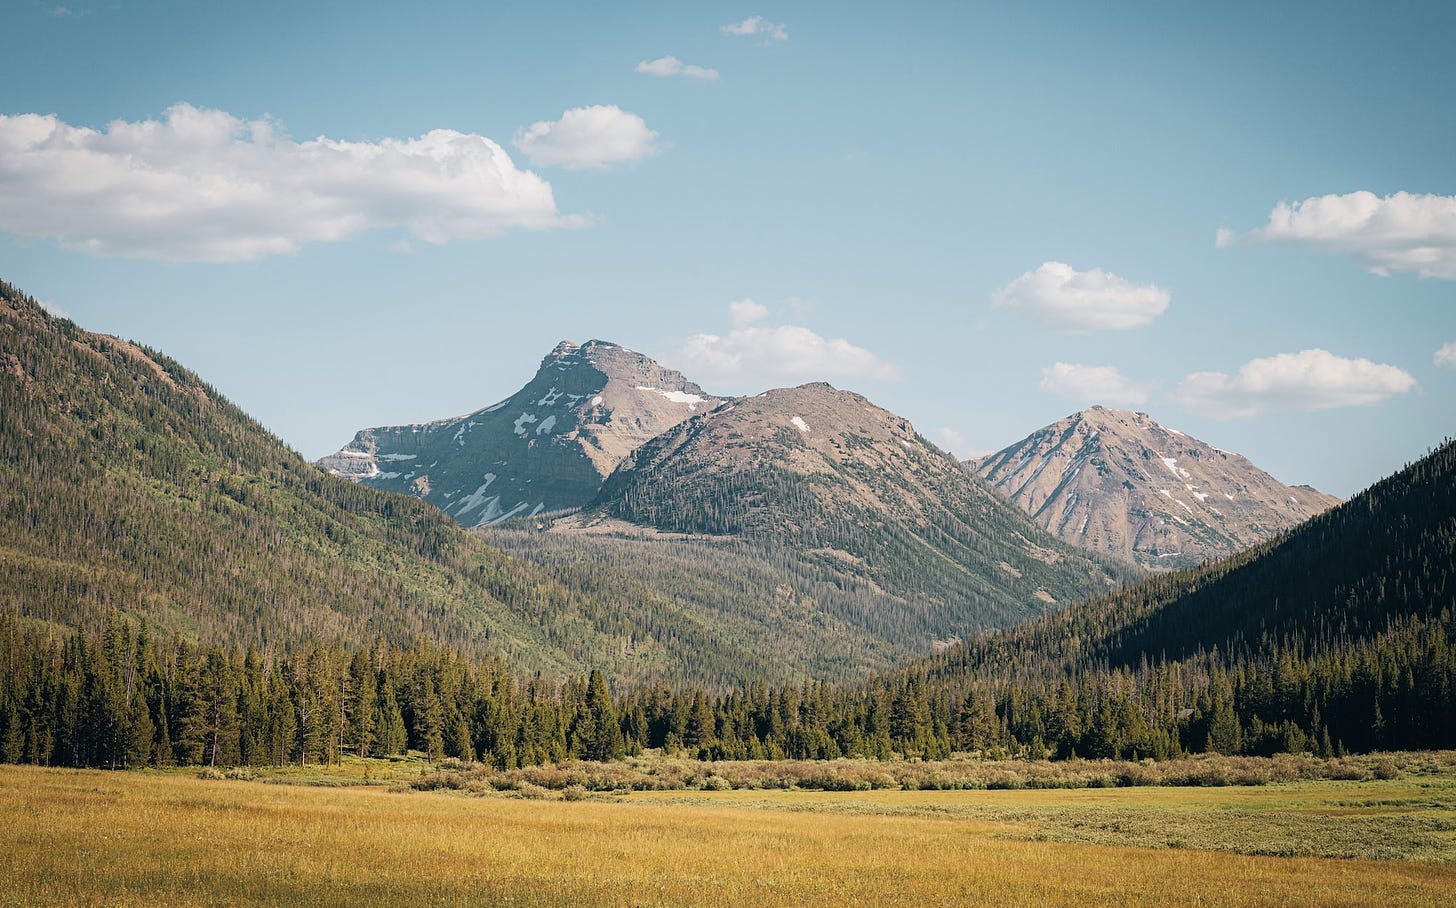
[2, 0, 1453, 496]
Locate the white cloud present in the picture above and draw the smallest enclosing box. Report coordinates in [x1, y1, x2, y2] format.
[668, 301, 900, 389]
[933, 427, 987, 460]
[728, 298, 769, 329]
[1223, 191, 1456, 279]
[1435, 341, 1456, 369]
[1039, 362, 1155, 406]
[1173, 349, 1417, 418]
[0, 103, 581, 262]
[37, 299, 69, 319]
[635, 56, 719, 81]
[721, 15, 788, 41]
[991, 262, 1170, 331]
[513, 105, 659, 171]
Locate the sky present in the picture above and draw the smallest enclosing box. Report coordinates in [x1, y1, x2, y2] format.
[2, 0, 1453, 497]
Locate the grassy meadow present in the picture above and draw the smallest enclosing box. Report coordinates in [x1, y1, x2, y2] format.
[3, 756, 1456, 906]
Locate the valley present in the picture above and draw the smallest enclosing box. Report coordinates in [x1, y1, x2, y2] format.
[3, 5, 1452, 904]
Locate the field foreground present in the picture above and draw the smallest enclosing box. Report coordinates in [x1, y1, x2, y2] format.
[2, 763, 1454, 906]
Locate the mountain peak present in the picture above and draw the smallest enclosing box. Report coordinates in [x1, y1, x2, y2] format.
[971, 410, 1340, 569]
[581, 383, 1127, 632]
[320, 338, 723, 526]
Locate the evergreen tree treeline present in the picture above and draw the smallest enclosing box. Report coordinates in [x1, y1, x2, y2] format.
[4, 605, 1452, 770]
[0, 613, 632, 769]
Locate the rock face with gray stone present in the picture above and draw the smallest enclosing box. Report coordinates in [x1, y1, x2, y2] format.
[969, 406, 1341, 570]
[319, 340, 721, 526]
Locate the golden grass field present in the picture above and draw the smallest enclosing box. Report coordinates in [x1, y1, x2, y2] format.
[2, 761, 1454, 906]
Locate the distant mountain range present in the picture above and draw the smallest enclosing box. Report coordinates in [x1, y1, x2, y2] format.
[2, 271, 1375, 690]
[970, 406, 1340, 570]
[481, 380, 1139, 681]
[0, 281, 1118, 685]
[323, 343, 1338, 576]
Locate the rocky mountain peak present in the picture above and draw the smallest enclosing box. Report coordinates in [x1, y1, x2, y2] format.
[970, 408, 1341, 570]
[318, 340, 723, 526]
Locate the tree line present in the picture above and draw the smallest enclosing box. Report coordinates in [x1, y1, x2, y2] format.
[3, 605, 1451, 771]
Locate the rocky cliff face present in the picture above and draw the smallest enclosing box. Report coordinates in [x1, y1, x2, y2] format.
[970, 406, 1341, 570]
[319, 340, 721, 526]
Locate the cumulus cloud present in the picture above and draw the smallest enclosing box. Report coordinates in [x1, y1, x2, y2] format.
[513, 105, 659, 171]
[635, 56, 719, 81]
[1172, 349, 1417, 418]
[728, 298, 769, 328]
[722, 15, 788, 41]
[991, 262, 1170, 331]
[1435, 341, 1456, 369]
[1221, 191, 1456, 279]
[0, 103, 581, 262]
[668, 300, 900, 389]
[1039, 362, 1155, 406]
[934, 427, 986, 460]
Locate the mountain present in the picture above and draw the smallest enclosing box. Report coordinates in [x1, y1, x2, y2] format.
[969, 406, 1341, 570]
[5, 279, 1066, 688]
[0, 278, 712, 678]
[878, 435, 1456, 758]
[320, 340, 721, 526]
[548, 383, 1134, 638]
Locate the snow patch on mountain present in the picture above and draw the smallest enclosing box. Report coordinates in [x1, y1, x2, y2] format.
[636, 385, 706, 409]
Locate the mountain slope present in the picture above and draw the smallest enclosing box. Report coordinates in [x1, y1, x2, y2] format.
[0, 279, 705, 677]
[480, 525, 921, 683]
[889, 436, 1456, 756]
[1028, 437, 1454, 670]
[568, 383, 1134, 638]
[320, 340, 721, 526]
[970, 407, 1340, 569]
[624, 439, 1456, 762]
[4, 280, 1040, 688]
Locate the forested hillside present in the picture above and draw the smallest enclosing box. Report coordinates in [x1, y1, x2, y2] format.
[846, 437, 1456, 759]
[482, 527, 922, 683]
[3, 278, 1068, 689]
[620, 438, 1453, 762]
[0, 279, 675, 678]
[1, 412, 1449, 770]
